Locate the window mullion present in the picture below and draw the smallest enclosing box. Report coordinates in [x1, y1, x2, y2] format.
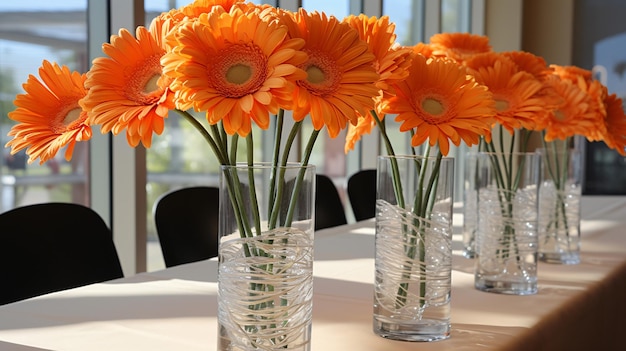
[87, 0, 112, 229]
[108, 0, 147, 275]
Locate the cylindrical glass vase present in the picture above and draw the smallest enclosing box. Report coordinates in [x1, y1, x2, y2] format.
[373, 155, 454, 342]
[474, 152, 541, 295]
[538, 144, 582, 264]
[218, 163, 315, 351]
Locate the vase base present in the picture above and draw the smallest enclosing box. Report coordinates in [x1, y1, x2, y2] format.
[373, 317, 450, 342]
[539, 251, 580, 265]
[474, 276, 537, 295]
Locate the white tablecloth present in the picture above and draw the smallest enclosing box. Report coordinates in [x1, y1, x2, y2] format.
[0, 196, 625, 350]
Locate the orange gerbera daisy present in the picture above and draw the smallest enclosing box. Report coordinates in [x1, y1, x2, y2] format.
[284, 9, 380, 138]
[429, 32, 492, 63]
[536, 75, 600, 141]
[342, 14, 412, 152]
[5, 61, 91, 164]
[381, 54, 496, 156]
[161, 7, 307, 136]
[344, 14, 412, 94]
[83, 25, 175, 148]
[501, 51, 550, 80]
[466, 52, 546, 134]
[550, 64, 607, 127]
[600, 93, 626, 155]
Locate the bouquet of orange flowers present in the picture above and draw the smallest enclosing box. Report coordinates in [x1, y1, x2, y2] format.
[420, 33, 626, 270]
[4, 2, 389, 350]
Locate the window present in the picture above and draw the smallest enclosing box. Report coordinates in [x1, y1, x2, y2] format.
[0, 1, 89, 213]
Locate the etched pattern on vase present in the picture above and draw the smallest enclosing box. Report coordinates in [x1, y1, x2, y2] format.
[475, 186, 538, 294]
[218, 228, 313, 351]
[373, 199, 452, 341]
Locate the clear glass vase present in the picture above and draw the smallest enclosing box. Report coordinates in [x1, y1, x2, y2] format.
[538, 143, 582, 264]
[218, 163, 315, 351]
[474, 152, 541, 295]
[373, 155, 454, 342]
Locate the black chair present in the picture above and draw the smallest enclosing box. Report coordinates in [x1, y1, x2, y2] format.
[347, 169, 377, 221]
[153, 186, 219, 267]
[0, 203, 124, 305]
[315, 174, 347, 230]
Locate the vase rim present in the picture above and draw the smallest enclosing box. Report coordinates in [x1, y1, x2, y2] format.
[536, 147, 582, 154]
[476, 151, 541, 156]
[377, 154, 454, 161]
[220, 162, 315, 171]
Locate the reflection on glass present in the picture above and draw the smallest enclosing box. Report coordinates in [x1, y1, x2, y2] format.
[0, 1, 88, 213]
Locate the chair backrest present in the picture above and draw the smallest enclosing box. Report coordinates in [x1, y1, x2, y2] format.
[347, 169, 377, 221]
[153, 186, 219, 267]
[315, 174, 347, 230]
[0, 202, 124, 305]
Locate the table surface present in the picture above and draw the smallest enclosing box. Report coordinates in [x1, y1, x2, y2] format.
[0, 196, 625, 351]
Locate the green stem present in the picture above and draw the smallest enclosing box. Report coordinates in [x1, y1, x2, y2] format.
[229, 133, 238, 166]
[371, 111, 404, 208]
[212, 123, 230, 164]
[268, 121, 302, 229]
[413, 145, 432, 217]
[284, 129, 320, 227]
[268, 110, 285, 218]
[419, 152, 443, 218]
[246, 134, 262, 238]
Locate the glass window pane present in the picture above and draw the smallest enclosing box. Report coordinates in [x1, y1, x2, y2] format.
[384, 0, 418, 45]
[442, 0, 470, 33]
[0, 1, 89, 213]
[302, 0, 349, 18]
